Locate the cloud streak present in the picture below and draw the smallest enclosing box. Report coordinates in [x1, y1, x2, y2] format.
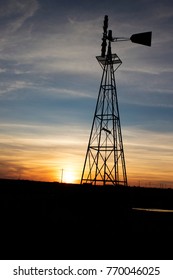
[0, 0, 39, 33]
[123, 126, 173, 186]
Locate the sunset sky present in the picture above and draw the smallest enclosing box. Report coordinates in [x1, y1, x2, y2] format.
[0, 0, 173, 187]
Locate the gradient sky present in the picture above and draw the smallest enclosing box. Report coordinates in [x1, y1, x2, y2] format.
[0, 0, 173, 187]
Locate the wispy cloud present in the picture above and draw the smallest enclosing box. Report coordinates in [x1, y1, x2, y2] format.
[123, 126, 173, 186]
[0, 0, 39, 33]
[0, 80, 35, 97]
[0, 121, 87, 181]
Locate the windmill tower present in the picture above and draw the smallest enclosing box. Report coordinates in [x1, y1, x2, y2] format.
[81, 15, 152, 186]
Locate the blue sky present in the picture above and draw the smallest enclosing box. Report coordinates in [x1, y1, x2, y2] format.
[0, 0, 173, 186]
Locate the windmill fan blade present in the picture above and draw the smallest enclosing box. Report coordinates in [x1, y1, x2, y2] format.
[101, 38, 107, 57]
[101, 15, 108, 57]
[103, 15, 108, 33]
[130, 32, 152, 46]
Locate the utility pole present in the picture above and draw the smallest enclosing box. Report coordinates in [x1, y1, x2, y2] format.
[61, 168, 64, 183]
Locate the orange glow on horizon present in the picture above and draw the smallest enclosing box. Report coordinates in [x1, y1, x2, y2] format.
[0, 154, 172, 188]
[56, 164, 81, 184]
[0, 125, 172, 188]
[61, 170, 75, 183]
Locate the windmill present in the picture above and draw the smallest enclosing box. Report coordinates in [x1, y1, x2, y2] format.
[81, 15, 152, 186]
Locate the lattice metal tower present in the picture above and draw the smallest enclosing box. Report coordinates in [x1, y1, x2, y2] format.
[81, 15, 152, 186]
[81, 16, 127, 186]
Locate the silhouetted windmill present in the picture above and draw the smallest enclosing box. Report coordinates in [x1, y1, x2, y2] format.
[81, 15, 152, 186]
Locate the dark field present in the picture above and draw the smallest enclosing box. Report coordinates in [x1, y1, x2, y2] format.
[0, 179, 173, 260]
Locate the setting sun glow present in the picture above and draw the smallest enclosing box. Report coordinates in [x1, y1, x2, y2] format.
[62, 170, 76, 183]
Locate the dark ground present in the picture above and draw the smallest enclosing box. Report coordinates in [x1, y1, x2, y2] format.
[0, 179, 173, 260]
